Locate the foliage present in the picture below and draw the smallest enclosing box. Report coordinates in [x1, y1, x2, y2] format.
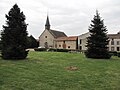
[48, 48, 57, 52]
[34, 48, 47, 51]
[34, 48, 70, 52]
[0, 41, 2, 50]
[56, 49, 69, 52]
[1, 4, 28, 59]
[27, 35, 39, 48]
[109, 51, 117, 56]
[117, 52, 120, 57]
[85, 10, 111, 59]
[0, 52, 120, 90]
[48, 48, 69, 52]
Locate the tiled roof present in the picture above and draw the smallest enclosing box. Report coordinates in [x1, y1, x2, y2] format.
[55, 36, 78, 41]
[108, 33, 120, 39]
[49, 29, 67, 38]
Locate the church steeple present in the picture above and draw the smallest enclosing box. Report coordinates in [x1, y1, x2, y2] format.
[45, 15, 50, 30]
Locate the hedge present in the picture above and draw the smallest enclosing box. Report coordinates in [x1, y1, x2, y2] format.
[48, 48, 69, 52]
[109, 51, 117, 56]
[34, 48, 47, 51]
[117, 52, 120, 57]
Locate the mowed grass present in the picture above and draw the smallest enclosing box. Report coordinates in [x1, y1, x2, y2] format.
[0, 52, 120, 90]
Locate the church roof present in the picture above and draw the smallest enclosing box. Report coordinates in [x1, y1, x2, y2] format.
[45, 16, 50, 26]
[45, 15, 50, 30]
[49, 29, 67, 38]
[39, 15, 67, 38]
[108, 33, 120, 39]
[55, 36, 78, 41]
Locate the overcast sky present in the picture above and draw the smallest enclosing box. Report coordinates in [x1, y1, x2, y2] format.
[0, 0, 120, 38]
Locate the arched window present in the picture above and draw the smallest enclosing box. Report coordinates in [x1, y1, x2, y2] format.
[111, 39, 114, 45]
[62, 41, 66, 49]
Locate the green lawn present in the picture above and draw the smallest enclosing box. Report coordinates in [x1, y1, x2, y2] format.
[0, 52, 120, 90]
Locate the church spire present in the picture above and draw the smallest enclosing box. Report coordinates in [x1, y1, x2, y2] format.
[45, 15, 50, 30]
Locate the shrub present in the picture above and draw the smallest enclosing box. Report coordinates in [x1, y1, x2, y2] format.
[34, 48, 46, 51]
[34, 48, 70, 52]
[48, 48, 57, 52]
[117, 52, 120, 57]
[56, 49, 69, 52]
[109, 51, 117, 56]
[48, 48, 69, 52]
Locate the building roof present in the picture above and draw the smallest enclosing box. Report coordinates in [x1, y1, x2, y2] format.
[45, 16, 50, 26]
[108, 33, 120, 39]
[45, 16, 50, 30]
[55, 36, 78, 41]
[49, 29, 67, 38]
[78, 32, 90, 39]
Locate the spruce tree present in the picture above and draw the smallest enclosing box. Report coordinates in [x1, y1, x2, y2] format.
[1, 4, 28, 59]
[85, 10, 111, 59]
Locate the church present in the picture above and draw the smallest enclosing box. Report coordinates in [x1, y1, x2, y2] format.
[39, 16, 78, 50]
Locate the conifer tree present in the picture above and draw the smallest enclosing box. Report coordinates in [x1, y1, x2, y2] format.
[85, 10, 111, 59]
[1, 4, 28, 59]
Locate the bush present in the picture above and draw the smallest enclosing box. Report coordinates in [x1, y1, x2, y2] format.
[109, 51, 117, 56]
[117, 52, 120, 57]
[48, 48, 57, 52]
[34, 48, 47, 51]
[48, 48, 69, 52]
[56, 49, 69, 52]
[34, 48, 70, 52]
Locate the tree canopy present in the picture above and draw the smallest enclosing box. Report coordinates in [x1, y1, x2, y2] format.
[1, 4, 28, 59]
[85, 10, 111, 59]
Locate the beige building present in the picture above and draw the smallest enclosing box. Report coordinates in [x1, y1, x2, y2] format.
[39, 16, 78, 50]
[78, 32, 90, 51]
[108, 32, 120, 51]
[39, 16, 67, 48]
[78, 32, 120, 52]
[54, 36, 78, 50]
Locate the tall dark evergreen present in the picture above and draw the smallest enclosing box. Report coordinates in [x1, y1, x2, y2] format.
[1, 4, 28, 59]
[85, 10, 111, 59]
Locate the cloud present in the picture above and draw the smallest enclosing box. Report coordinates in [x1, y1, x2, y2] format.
[0, 0, 120, 38]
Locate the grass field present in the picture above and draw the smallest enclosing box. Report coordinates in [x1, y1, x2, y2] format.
[0, 51, 120, 90]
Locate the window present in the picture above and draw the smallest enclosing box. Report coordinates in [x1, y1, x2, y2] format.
[80, 39, 82, 44]
[111, 40, 114, 45]
[68, 46, 70, 48]
[117, 41, 120, 45]
[45, 36, 47, 38]
[55, 44, 57, 48]
[59, 45, 61, 47]
[117, 47, 120, 51]
[111, 47, 114, 51]
[44, 42, 48, 48]
[107, 47, 109, 51]
[49, 45, 53, 48]
[79, 46, 82, 50]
